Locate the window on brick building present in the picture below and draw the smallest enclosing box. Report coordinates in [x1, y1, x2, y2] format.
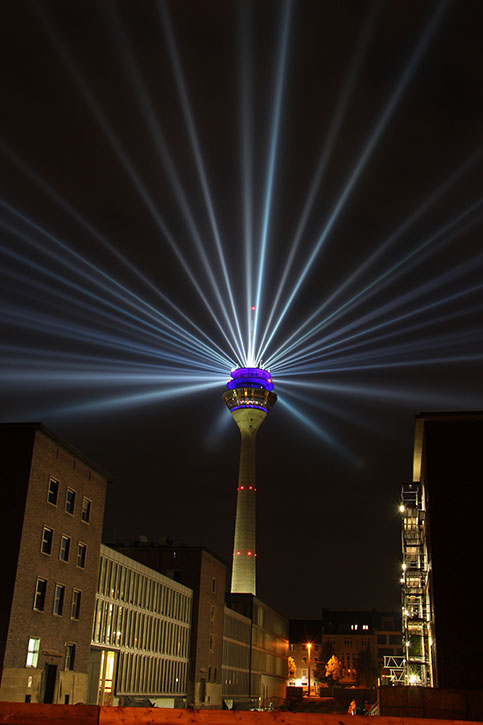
[33, 578, 47, 611]
[53, 584, 65, 616]
[71, 589, 81, 620]
[77, 542, 87, 568]
[65, 643, 76, 671]
[47, 478, 59, 506]
[26, 637, 40, 667]
[59, 535, 71, 562]
[41, 527, 53, 555]
[81, 497, 91, 523]
[65, 488, 76, 515]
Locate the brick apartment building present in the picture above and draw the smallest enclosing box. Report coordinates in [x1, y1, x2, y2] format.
[0, 423, 109, 704]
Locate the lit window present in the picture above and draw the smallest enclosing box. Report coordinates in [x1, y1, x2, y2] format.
[76, 542, 87, 569]
[26, 637, 40, 667]
[47, 478, 59, 506]
[33, 578, 47, 611]
[363, 624, 369, 630]
[53, 584, 65, 616]
[71, 590, 81, 620]
[65, 643, 76, 671]
[65, 488, 76, 515]
[59, 535, 71, 562]
[81, 497, 91, 523]
[41, 527, 53, 555]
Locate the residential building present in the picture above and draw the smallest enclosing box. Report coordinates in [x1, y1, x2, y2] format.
[0, 422, 109, 704]
[88, 545, 192, 706]
[402, 411, 483, 689]
[321, 609, 402, 685]
[288, 619, 322, 692]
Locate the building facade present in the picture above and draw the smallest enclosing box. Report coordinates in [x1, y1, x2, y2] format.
[89, 545, 192, 706]
[288, 620, 322, 692]
[225, 593, 289, 708]
[222, 604, 252, 706]
[111, 542, 227, 708]
[402, 412, 483, 689]
[320, 609, 402, 686]
[0, 423, 109, 704]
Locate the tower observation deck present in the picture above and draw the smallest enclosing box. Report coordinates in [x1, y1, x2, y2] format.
[223, 367, 277, 595]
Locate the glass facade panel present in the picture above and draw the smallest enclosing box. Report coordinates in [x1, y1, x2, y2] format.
[92, 546, 192, 697]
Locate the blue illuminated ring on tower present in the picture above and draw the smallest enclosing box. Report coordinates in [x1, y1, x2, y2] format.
[226, 367, 274, 392]
[223, 368, 277, 413]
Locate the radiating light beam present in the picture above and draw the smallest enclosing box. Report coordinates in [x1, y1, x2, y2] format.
[0, 144, 240, 363]
[0, 199, 238, 368]
[277, 377, 481, 410]
[49, 380, 223, 417]
[252, 0, 292, 358]
[277, 393, 357, 461]
[266, 198, 483, 367]
[33, 2, 243, 364]
[157, 0, 246, 362]
[104, 1, 245, 364]
[257, 1, 379, 359]
[259, 0, 450, 361]
[272, 260, 483, 370]
[239, 1, 255, 366]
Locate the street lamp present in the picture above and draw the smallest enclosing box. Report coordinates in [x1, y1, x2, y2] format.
[306, 643, 312, 696]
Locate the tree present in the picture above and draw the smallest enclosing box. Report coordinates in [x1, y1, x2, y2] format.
[288, 656, 296, 680]
[313, 641, 334, 683]
[325, 655, 343, 685]
[354, 647, 378, 687]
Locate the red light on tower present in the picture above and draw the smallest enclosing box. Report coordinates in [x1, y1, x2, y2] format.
[251, 306, 256, 311]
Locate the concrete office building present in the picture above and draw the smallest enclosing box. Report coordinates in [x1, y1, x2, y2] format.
[111, 542, 226, 709]
[224, 593, 289, 708]
[89, 545, 192, 706]
[401, 411, 483, 689]
[222, 604, 252, 706]
[223, 368, 277, 595]
[0, 423, 109, 704]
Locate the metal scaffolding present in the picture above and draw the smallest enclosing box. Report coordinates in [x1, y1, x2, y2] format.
[400, 482, 433, 686]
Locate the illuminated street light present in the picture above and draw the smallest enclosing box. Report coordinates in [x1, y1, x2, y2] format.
[306, 642, 312, 697]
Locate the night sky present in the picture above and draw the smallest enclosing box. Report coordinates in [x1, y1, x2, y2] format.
[1, 1, 482, 619]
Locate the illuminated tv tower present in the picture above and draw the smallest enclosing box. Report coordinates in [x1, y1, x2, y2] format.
[223, 366, 277, 595]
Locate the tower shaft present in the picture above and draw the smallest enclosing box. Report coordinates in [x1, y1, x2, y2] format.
[231, 408, 266, 595]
